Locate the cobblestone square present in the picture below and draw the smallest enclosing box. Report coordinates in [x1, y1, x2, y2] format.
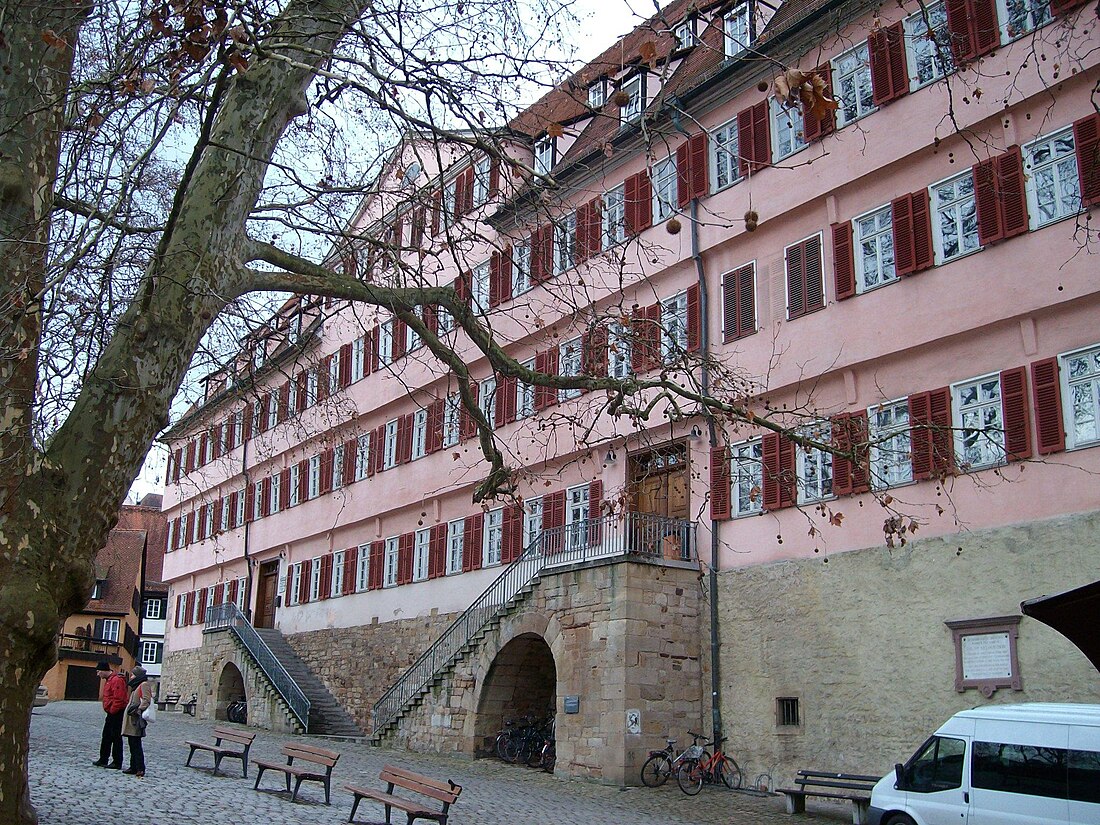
[30, 702, 849, 824]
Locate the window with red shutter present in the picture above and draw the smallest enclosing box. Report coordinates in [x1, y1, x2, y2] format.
[785, 234, 824, 319]
[945, 0, 999, 62]
[366, 542, 383, 590]
[832, 412, 870, 495]
[542, 490, 566, 554]
[675, 133, 710, 207]
[868, 24, 909, 107]
[710, 446, 732, 520]
[999, 367, 1032, 461]
[530, 225, 554, 283]
[1072, 113, 1100, 208]
[343, 547, 358, 595]
[1031, 357, 1066, 455]
[686, 283, 701, 352]
[721, 263, 756, 341]
[462, 515, 483, 571]
[802, 64, 836, 140]
[974, 147, 1029, 245]
[587, 479, 604, 546]
[582, 325, 608, 378]
[319, 554, 333, 599]
[761, 433, 796, 510]
[397, 533, 413, 585]
[534, 349, 559, 411]
[624, 170, 653, 235]
[737, 101, 770, 177]
[832, 222, 856, 300]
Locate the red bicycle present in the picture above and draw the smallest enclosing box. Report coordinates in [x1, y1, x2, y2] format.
[675, 736, 742, 794]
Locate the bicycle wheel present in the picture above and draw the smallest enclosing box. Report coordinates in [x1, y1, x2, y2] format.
[716, 755, 742, 789]
[503, 737, 522, 763]
[640, 753, 671, 787]
[526, 737, 546, 767]
[495, 733, 511, 761]
[541, 741, 556, 773]
[676, 760, 704, 795]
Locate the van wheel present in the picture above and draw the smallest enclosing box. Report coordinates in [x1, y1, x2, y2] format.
[885, 815, 916, 825]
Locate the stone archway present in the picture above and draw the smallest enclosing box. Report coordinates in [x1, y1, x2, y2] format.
[215, 661, 246, 723]
[474, 633, 556, 748]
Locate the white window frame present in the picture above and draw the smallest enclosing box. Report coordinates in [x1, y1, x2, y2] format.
[287, 380, 298, 417]
[1062, 344, 1100, 451]
[771, 97, 807, 161]
[710, 118, 740, 192]
[383, 419, 399, 469]
[619, 73, 644, 124]
[869, 398, 914, 489]
[235, 576, 246, 611]
[997, 0, 1052, 42]
[558, 338, 582, 402]
[512, 242, 531, 296]
[517, 358, 535, 420]
[232, 410, 243, 448]
[853, 204, 897, 293]
[905, 1, 954, 89]
[406, 310, 421, 352]
[331, 550, 345, 596]
[437, 306, 454, 335]
[289, 562, 301, 605]
[175, 595, 187, 626]
[588, 78, 607, 109]
[731, 439, 763, 517]
[555, 213, 577, 274]
[661, 292, 689, 364]
[328, 351, 341, 393]
[952, 373, 1006, 470]
[724, 3, 751, 58]
[306, 370, 318, 406]
[446, 519, 464, 574]
[268, 473, 281, 514]
[234, 486, 245, 527]
[608, 321, 633, 379]
[412, 408, 428, 460]
[377, 320, 394, 367]
[473, 155, 492, 207]
[332, 443, 344, 489]
[651, 155, 678, 223]
[307, 454, 321, 499]
[266, 392, 278, 429]
[674, 18, 696, 49]
[523, 497, 543, 553]
[564, 483, 590, 552]
[356, 544, 370, 592]
[251, 481, 263, 521]
[414, 528, 431, 581]
[351, 336, 366, 382]
[145, 598, 163, 620]
[443, 178, 457, 223]
[355, 433, 370, 480]
[139, 641, 160, 665]
[1024, 127, 1081, 230]
[472, 260, 491, 310]
[534, 136, 555, 176]
[483, 508, 503, 567]
[931, 171, 980, 265]
[383, 537, 399, 587]
[289, 463, 301, 506]
[203, 503, 214, 537]
[479, 377, 497, 430]
[309, 556, 321, 601]
[602, 184, 626, 249]
[443, 393, 461, 447]
[797, 421, 834, 504]
[832, 43, 875, 128]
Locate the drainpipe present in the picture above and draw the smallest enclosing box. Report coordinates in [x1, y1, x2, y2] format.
[670, 105, 723, 748]
[241, 418, 253, 623]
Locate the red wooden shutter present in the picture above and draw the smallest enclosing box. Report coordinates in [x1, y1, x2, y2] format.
[397, 533, 413, 585]
[459, 383, 480, 441]
[761, 434, 795, 510]
[244, 484, 256, 522]
[832, 221, 856, 300]
[196, 588, 207, 623]
[587, 479, 604, 546]
[428, 524, 447, 578]
[626, 170, 653, 235]
[802, 64, 836, 141]
[542, 490, 566, 554]
[463, 167, 475, 213]
[502, 375, 518, 424]
[368, 541, 384, 590]
[1073, 113, 1100, 208]
[489, 251, 503, 307]
[534, 348, 559, 410]
[786, 237, 822, 319]
[295, 371, 307, 412]
[296, 458, 309, 500]
[343, 547, 358, 594]
[228, 578, 239, 605]
[575, 201, 592, 262]
[710, 446, 731, 520]
[974, 158, 1003, 245]
[583, 325, 608, 378]
[453, 171, 467, 218]
[676, 135, 711, 207]
[928, 387, 954, 474]
[1031, 358, 1065, 455]
[198, 434, 208, 466]
[1000, 366, 1032, 462]
[997, 147, 1028, 239]
[970, 0, 999, 57]
[489, 158, 501, 195]
[869, 25, 909, 106]
[910, 190, 934, 272]
[892, 192, 933, 276]
[910, 388, 955, 479]
[504, 503, 524, 562]
[297, 561, 310, 603]
[320, 448, 334, 494]
[430, 189, 442, 235]
[212, 582, 224, 606]
[427, 398, 444, 453]
[737, 102, 770, 177]
[686, 283, 701, 352]
[342, 437, 356, 484]
[462, 515, 483, 572]
[319, 554, 333, 600]
[832, 412, 870, 496]
[339, 343, 353, 388]
[722, 263, 756, 341]
[530, 225, 554, 283]
[398, 414, 414, 464]
[279, 467, 291, 510]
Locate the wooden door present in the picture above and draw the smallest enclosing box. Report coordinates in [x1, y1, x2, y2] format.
[628, 444, 690, 556]
[254, 562, 279, 628]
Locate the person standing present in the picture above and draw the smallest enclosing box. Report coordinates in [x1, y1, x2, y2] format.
[121, 665, 151, 777]
[92, 661, 126, 769]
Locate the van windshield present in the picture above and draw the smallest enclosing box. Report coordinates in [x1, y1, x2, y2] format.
[903, 735, 966, 793]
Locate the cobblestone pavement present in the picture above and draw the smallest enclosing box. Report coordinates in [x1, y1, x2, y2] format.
[30, 702, 849, 825]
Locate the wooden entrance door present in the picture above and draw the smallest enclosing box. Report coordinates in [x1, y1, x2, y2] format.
[254, 561, 279, 628]
[628, 444, 690, 557]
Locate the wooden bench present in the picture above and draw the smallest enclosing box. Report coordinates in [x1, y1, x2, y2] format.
[157, 692, 181, 711]
[345, 765, 462, 825]
[252, 742, 340, 804]
[184, 726, 257, 778]
[779, 770, 880, 825]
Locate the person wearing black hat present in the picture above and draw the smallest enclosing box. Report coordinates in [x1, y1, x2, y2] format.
[121, 665, 151, 777]
[92, 661, 127, 769]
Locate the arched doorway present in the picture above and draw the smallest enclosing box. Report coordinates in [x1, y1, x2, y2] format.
[215, 662, 246, 723]
[475, 634, 556, 750]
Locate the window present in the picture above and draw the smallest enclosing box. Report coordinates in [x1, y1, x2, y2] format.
[619, 73, 643, 123]
[356, 544, 370, 591]
[588, 79, 607, 109]
[100, 618, 120, 643]
[973, 741, 1066, 798]
[332, 444, 344, 489]
[332, 550, 345, 596]
[555, 213, 576, 274]
[235, 576, 246, 611]
[250, 402, 262, 436]
[414, 528, 431, 581]
[443, 178, 457, 222]
[651, 156, 678, 223]
[1025, 128, 1081, 229]
[523, 497, 543, 554]
[534, 136, 554, 176]
[436, 306, 454, 335]
[377, 320, 394, 367]
[483, 508, 503, 566]
[443, 393, 461, 447]
[724, 3, 751, 57]
[661, 292, 689, 363]
[471, 260, 491, 311]
[473, 155, 492, 207]
[251, 481, 263, 520]
[711, 118, 740, 191]
[140, 641, 161, 665]
[869, 399, 913, 488]
[308, 454, 321, 499]
[786, 234, 825, 320]
[406, 313, 421, 352]
[854, 205, 897, 292]
[203, 504, 214, 536]
[832, 43, 874, 127]
[446, 519, 464, 574]
[266, 393, 278, 429]
[558, 338, 582, 401]
[306, 369, 318, 406]
[607, 322, 632, 379]
[797, 421, 833, 503]
[517, 358, 535, 419]
[1064, 344, 1100, 449]
[479, 377, 497, 429]
[287, 380, 298, 416]
[289, 463, 300, 506]
[288, 563, 301, 605]
[931, 172, 980, 264]
[512, 242, 531, 296]
[900, 736, 966, 792]
[269, 473, 281, 514]
[776, 696, 800, 727]
[351, 336, 366, 382]
[232, 410, 243, 448]
[355, 433, 370, 480]
[731, 439, 763, 516]
[722, 263, 756, 341]
[309, 556, 321, 601]
[412, 408, 428, 460]
[328, 352, 340, 394]
[383, 419, 398, 469]
[565, 484, 590, 552]
[145, 598, 163, 620]
[384, 537, 399, 587]
[674, 19, 696, 49]
[234, 487, 245, 526]
[602, 184, 626, 248]
[906, 1, 953, 88]
[771, 97, 807, 161]
[953, 374, 1006, 469]
[999, 0, 1051, 40]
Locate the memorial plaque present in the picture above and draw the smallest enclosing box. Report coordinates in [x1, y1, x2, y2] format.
[564, 695, 580, 714]
[961, 632, 1012, 680]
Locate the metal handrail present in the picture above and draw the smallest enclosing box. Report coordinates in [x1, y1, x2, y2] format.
[206, 602, 310, 729]
[371, 511, 696, 734]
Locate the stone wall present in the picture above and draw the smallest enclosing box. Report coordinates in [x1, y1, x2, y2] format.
[717, 510, 1100, 791]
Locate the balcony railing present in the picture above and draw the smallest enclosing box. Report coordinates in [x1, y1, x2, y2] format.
[56, 633, 121, 660]
[205, 602, 310, 729]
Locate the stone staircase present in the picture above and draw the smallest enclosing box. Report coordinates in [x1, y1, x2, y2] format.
[254, 627, 363, 738]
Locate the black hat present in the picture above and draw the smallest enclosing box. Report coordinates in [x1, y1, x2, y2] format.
[96, 661, 110, 671]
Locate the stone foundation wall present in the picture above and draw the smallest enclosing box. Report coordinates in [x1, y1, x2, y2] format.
[718, 510, 1100, 791]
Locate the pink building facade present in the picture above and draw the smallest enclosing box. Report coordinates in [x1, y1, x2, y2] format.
[161, 0, 1100, 784]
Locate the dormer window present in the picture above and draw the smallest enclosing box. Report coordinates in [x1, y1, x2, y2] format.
[91, 579, 106, 600]
[724, 3, 752, 57]
[619, 73, 644, 124]
[588, 78, 607, 109]
[674, 18, 697, 50]
[534, 136, 555, 176]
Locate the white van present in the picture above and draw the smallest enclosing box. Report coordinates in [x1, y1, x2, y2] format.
[868, 703, 1100, 825]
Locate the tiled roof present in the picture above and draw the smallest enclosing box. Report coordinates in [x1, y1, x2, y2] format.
[117, 503, 168, 585]
[87, 528, 145, 615]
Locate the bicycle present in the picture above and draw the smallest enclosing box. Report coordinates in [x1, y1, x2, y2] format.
[676, 736, 742, 795]
[640, 732, 710, 787]
[226, 697, 247, 724]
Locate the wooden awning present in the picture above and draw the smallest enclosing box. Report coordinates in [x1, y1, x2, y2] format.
[1021, 580, 1100, 673]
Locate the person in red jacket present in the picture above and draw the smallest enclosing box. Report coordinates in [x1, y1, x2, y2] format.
[92, 660, 127, 769]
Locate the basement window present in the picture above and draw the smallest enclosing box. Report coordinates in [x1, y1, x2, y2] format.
[776, 696, 801, 729]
